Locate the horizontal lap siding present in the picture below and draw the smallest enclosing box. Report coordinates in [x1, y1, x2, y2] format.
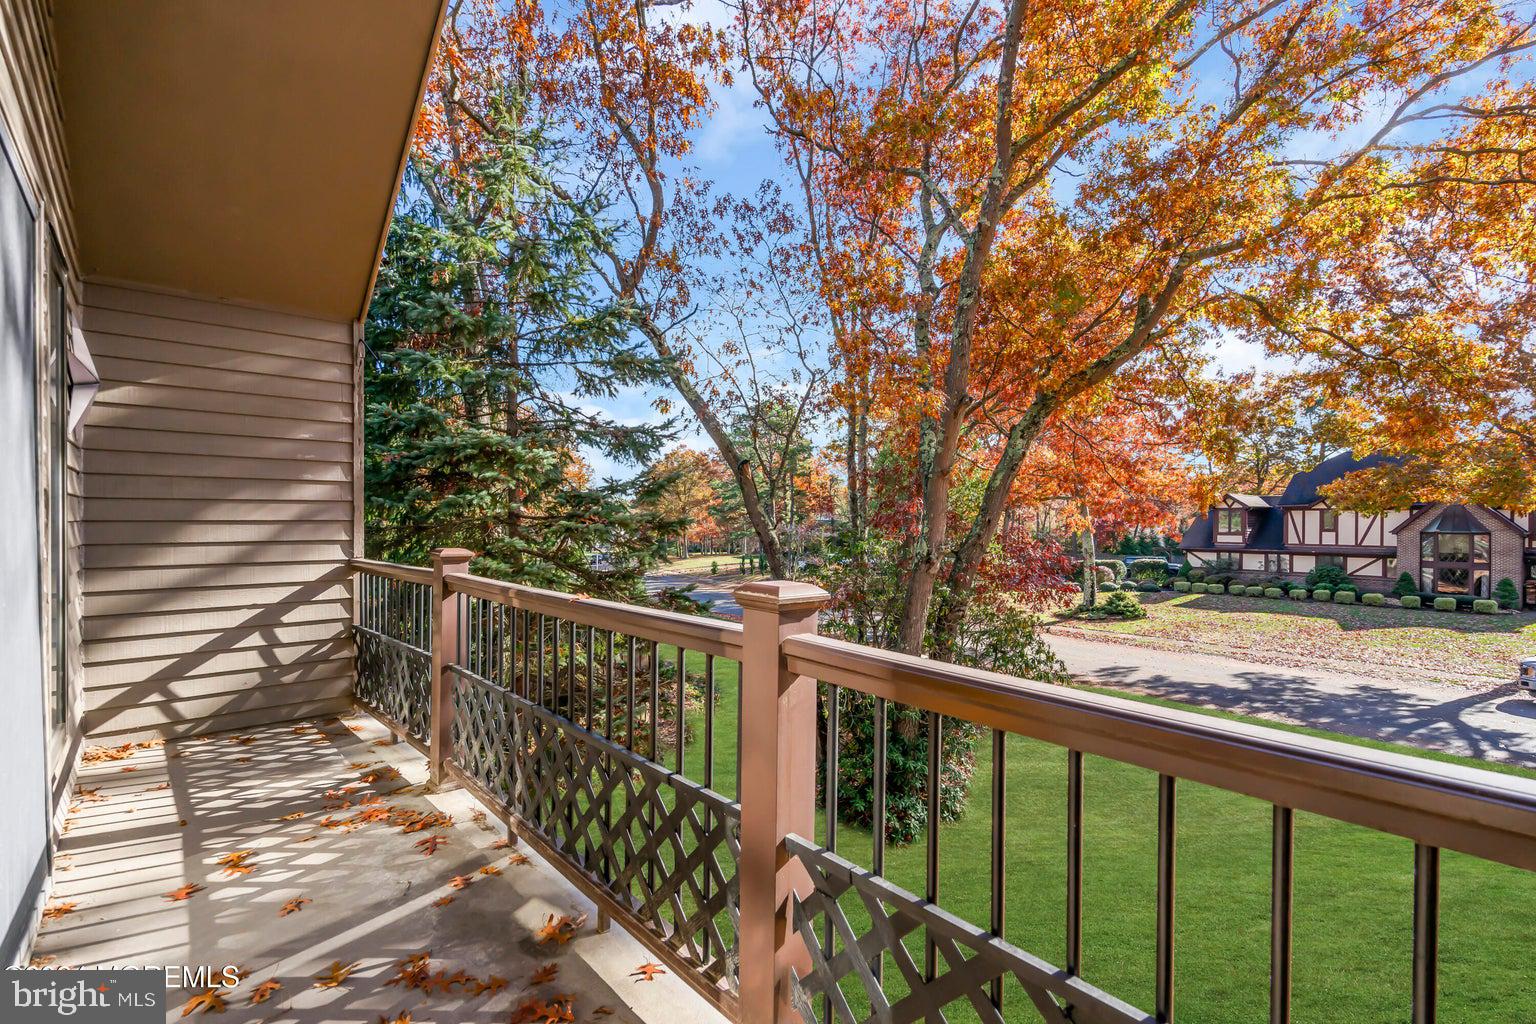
[80, 283, 356, 739]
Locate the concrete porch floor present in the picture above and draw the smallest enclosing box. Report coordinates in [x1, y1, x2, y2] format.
[33, 711, 728, 1024]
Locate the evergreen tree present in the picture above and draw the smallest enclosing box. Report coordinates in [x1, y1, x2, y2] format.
[364, 101, 680, 599]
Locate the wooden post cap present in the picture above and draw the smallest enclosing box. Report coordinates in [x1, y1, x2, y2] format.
[734, 580, 830, 613]
[430, 547, 474, 570]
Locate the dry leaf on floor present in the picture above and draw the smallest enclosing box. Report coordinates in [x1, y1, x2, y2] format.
[593, 1007, 614, 1016]
[295, 835, 318, 844]
[377, 1014, 413, 1024]
[279, 897, 311, 917]
[534, 913, 586, 945]
[216, 850, 255, 877]
[151, 783, 171, 791]
[357, 793, 384, 805]
[231, 736, 257, 746]
[180, 988, 226, 1016]
[471, 810, 487, 824]
[41, 901, 77, 921]
[490, 837, 514, 850]
[279, 811, 306, 821]
[530, 963, 559, 985]
[120, 766, 137, 773]
[178, 819, 188, 828]
[247, 979, 281, 1005]
[75, 786, 105, 803]
[477, 864, 502, 877]
[233, 757, 253, 765]
[163, 884, 204, 902]
[507, 853, 531, 866]
[448, 874, 474, 890]
[629, 962, 666, 982]
[384, 952, 431, 988]
[431, 895, 455, 907]
[312, 960, 358, 988]
[29, 954, 56, 968]
[414, 835, 446, 856]
[347, 761, 376, 771]
[470, 975, 508, 996]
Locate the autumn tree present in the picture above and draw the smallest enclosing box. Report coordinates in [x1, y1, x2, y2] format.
[741, 0, 1536, 656]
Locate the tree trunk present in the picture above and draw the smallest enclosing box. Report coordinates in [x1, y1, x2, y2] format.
[1080, 510, 1098, 608]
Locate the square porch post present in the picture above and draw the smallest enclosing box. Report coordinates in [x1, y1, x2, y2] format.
[430, 547, 474, 787]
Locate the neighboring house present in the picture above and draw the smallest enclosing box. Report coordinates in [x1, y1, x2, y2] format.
[0, 0, 445, 967]
[1181, 451, 1536, 603]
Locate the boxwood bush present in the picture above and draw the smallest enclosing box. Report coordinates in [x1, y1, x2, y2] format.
[1433, 597, 1457, 611]
[1473, 599, 1499, 614]
[1138, 581, 1161, 593]
[1289, 588, 1308, 600]
[1333, 591, 1356, 604]
[1400, 595, 1422, 609]
[1264, 587, 1284, 598]
[1172, 580, 1191, 592]
[1312, 588, 1333, 601]
[1191, 583, 1208, 593]
[1361, 592, 1385, 606]
[1207, 584, 1226, 594]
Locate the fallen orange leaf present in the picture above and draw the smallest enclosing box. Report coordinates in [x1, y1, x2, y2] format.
[164, 884, 204, 902]
[41, 901, 78, 921]
[248, 979, 281, 1005]
[312, 960, 358, 988]
[477, 864, 502, 877]
[630, 962, 666, 982]
[531, 962, 559, 985]
[279, 897, 311, 917]
[535, 913, 586, 945]
[180, 988, 226, 1016]
[448, 874, 474, 890]
[415, 835, 446, 856]
[432, 895, 455, 907]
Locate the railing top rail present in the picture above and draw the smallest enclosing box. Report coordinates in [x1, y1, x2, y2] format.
[350, 558, 434, 586]
[783, 632, 1536, 872]
[446, 571, 745, 659]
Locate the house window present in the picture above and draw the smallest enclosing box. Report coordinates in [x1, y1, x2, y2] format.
[1216, 509, 1243, 534]
[1317, 554, 1345, 569]
[1264, 553, 1288, 573]
[1418, 517, 1492, 596]
[1385, 557, 1397, 578]
[1321, 509, 1339, 532]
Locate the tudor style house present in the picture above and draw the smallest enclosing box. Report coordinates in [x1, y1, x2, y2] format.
[1181, 451, 1536, 605]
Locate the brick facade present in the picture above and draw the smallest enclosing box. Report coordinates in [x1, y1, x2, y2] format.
[1394, 503, 1525, 598]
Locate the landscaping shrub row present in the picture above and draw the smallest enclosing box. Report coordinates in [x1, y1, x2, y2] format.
[1168, 578, 1514, 613]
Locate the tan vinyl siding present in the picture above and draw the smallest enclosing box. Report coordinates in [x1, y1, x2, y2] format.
[80, 282, 356, 739]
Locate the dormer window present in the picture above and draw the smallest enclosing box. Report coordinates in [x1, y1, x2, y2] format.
[1418, 506, 1492, 597]
[1321, 509, 1339, 531]
[1217, 509, 1244, 534]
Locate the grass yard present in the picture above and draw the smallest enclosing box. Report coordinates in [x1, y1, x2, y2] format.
[1052, 591, 1536, 686]
[656, 648, 1536, 1024]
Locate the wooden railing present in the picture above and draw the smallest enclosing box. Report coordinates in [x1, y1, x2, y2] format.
[350, 552, 1536, 1024]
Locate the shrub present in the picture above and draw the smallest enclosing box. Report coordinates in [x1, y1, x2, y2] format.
[1250, 585, 1268, 597]
[1312, 588, 1333, 601]
[1172, 580, 1191, 592]
[1362, 592, 1385, 606]
[1188, 569, 1207, 582]
[1495, 578, 1520, 610]
[1100, 591, 1147, 619]
[1207, 584, 1226, 595]
[1400, 595, 1422, 609]
[1333, 590, 1356, 604]
[1306, 564, 1351, 589]
[1095, 559, 1127, 583]
[1127, 560, 1171, 584]
[711, 560, 719, 576]
[1100, 581, 1120, 592]
[1191, 583, 1208, 593]
[1392, 572, 1417, 598]
[1433, 597, 1457, 612]
[1138, 581, 1161, 593]
[1260, 587, 1281, 598]
[1473, 599, 1500, 614]
[1289, 588, 1307, 600]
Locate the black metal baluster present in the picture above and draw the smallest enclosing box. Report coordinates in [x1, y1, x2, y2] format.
[823, 683, 841, 1024]
[1270, 805, 1293, 1024]
[925, 711, 942, 982]
[648, 639, 660, 891]
[1067, 749, 1084, 980]
[1413, 844, 1440, 1024]
[990, 727, 1005, 1011]
[627, 636, 638, 751]
[674, 647, 686, 774]
[520, 608, 530, 698]
[536, 614, 547, 707]
[1157, 774, 1177, 1023]
[872, 696, 888, 986]
[703, 652, 716, 965]
[586, 626, 595, 730]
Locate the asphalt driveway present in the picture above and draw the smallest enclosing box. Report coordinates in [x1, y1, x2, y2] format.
[1047, 630, 1536, 768]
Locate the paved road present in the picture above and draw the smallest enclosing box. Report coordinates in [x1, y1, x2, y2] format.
[644, 572, 743, 618]
[1047, 630, 1536, 767]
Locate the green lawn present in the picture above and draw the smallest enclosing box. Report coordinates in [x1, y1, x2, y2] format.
[654, 648, 1536, 1023]
[1054, 591, 1536, 686]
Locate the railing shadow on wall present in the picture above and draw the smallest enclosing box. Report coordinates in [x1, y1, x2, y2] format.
[350, 551, 1536, 1024]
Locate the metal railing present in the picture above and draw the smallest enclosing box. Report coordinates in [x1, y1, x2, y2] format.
[349, 553, 1536, 1024]
[352, 559, 433, 746]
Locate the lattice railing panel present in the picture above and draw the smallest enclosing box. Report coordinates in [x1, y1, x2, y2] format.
[784, 835, 1149, 1024]
[354, 626, 432, 745]
[450, 667, 741, 991]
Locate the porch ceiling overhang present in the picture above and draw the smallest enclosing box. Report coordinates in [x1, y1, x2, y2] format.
[55, 0, 446, 323]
